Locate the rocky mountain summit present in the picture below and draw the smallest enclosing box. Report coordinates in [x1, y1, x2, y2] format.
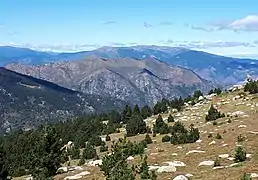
[6, 57, 214, 105]
[0, 67, 125, 133]
[2, 45, 258, 85]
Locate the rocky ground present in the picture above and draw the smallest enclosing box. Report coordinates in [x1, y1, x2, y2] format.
[15, 89, 258, 180]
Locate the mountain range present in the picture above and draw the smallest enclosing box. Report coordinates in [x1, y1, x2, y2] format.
[1, 45, 258, 84]
[6, 57, 213, 106]
[0, 67, 125, 133]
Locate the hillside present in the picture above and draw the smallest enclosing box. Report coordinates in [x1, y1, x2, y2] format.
[6, 57, 214, 105]
[65, 46, 258, 85]
[8, 81, 258, 180]
[0, 67, 125, 133]
[53, 84, 258, 180]
[2, 45, 258, 85]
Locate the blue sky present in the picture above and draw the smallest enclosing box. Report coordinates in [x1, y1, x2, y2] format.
[0, 0, 258, 57]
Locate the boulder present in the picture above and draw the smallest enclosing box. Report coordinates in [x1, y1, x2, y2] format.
[87, 159, 102, 166]
[186, 150, 205, 155]
[238, 125, 247, 128]
[198, 160, 214, 166]
[246, 154, 252, 159]
[198, 96, 204, 101]
[157, 165, 176, 173]
[227, 157, 235, 161]
[57, 167, 68, 173]
[219, 154, 229, 159]
[76, 171, 90, 176]
[212, 166, 225, 170]
[173, 175, 188, 180]
[209, 140, 216, 145]
[164, 161, 186, 167]
[250, 173, 258, 178]
[64, 176, 82, 180]
[232, 111, 245, 116]
[127, 156, 134, 160]
[26, 175, 33, 180]
[185, 174, 193, 178]
[64, 171, 90, 180]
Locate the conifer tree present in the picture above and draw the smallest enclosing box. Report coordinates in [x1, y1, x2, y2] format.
[0, 141, 8, 180]
[126, 114, 147, 137]
[30, 126, 62, 179]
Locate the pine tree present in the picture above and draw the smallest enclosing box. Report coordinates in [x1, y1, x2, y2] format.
[126, 114, 147, 137]
[69, 146, 80, 159]
[208, 89, 214, 95]
[167, 114, 174, 123]
[0, 141, 8, 180]
[29, 126, 62, 179]
[140, 156, 150, 179]
[141, 105, 152, 119]
[205, 105, 222, 121]
[89, 135, 103, 146]
[100, 140, 136, 180]
[133, 105, 141, 115]
[244, 79, 258, 94]
[83, 144, 97, 160]
[193, 90, 203, 98]
[122, 105, 132, 124]
[153, 102, 162, 115]
[108, 110, 122, 124]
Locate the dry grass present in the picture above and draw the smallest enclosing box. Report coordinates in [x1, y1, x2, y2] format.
[16, 91, 258, 180]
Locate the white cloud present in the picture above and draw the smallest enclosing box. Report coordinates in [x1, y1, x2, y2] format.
[228, 15, 258, 31]
[190, 15, 258, 32]
[102, 21, 117, 25]
[143, 22, 153, 28]
[1, 43, 101, 52]
[161, 40, 257, 49]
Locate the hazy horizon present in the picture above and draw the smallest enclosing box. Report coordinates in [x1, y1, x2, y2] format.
[0, 0, 258, 58]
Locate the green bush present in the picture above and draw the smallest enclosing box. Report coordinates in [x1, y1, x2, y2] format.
[89, 136, 103, 146]
[214, 157, 221, 167]
[78, 158, 85, 166]
[237, 134, 245, 143]
[162, 135, 171, 142]
[167, 114, 174, 123]
[216, 133, 222, 139]
[244, 79, 258, 94]
[241, 173, 252, 180]
[83, 144, 97, 160]
[234, 146, 247, 162]
[144, 134, 153, 144]
[100, 145, 108, 152]
[105, 134, 111, 141]
[205, 105, 223, 122]
[68, 146, 80, 159]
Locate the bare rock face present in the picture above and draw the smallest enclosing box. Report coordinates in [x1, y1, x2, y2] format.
[6, 57, 213, 106]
